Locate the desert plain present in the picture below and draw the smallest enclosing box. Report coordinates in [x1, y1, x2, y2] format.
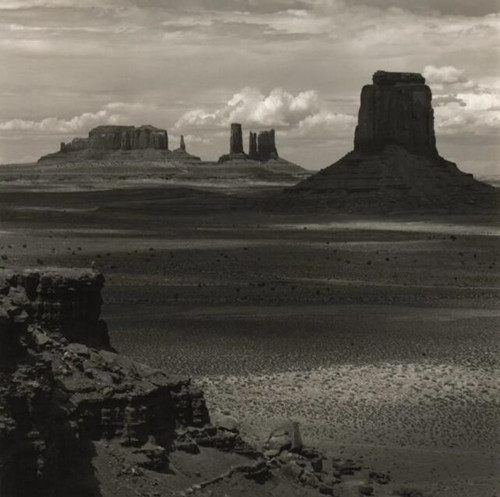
[0, 164, 498, 497]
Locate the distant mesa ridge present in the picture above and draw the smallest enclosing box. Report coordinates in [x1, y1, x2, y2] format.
[218, 123, 279, 163]
[287, 70, 498, 210]
[40, 124, 202, 163]
[61, 124, 169, 152]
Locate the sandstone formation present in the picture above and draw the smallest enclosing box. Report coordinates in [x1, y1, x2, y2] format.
[219, 124, 280, 163]
[287, 70, 499, 211]
[218, 123, 248, 162]
[354, 70, 437, 158]
[248, 130, 279, 161]
[256, 129, 279, 161]
[230, 123, 244, 155]
[0, 267, 240, 496]
[62, 125, 169, 152]
[249, 131, 258, 159]
[171, 135, 201, 163]
[39, 124, 179, 164]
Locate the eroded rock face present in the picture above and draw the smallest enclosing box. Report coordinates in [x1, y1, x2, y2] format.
[3, 268, 109, 348]
[354, 71, 437, 158]
[0, 268, 212, 497]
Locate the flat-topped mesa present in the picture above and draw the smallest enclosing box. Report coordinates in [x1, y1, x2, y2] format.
[89, 124, 168, 151]
[354, 70, 438, 158]
[58, 124, 169, 153]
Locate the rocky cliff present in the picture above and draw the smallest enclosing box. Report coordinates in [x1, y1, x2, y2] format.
[286, 70, 499, 211]
[0, 268, 213, 496]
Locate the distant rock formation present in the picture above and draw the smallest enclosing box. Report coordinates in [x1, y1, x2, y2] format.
[230, 123, 244, 155]
[219, 124, 279, 163]
[354, 70, 437, 158]
[61, 125, 168, 152]
[38, 124, 211, 164]
[287, 70, 498, 211]
[249, 132, 258, 159]
[171, 135, 201, 163]
[257, 130, 279, 161]
[218, 123, 247, 162]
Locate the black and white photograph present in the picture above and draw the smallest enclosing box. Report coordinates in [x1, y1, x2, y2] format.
[0, 1, 499, 496]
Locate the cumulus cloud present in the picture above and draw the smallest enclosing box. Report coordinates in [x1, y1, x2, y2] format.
[425, 65, 500, 137]
[176, 87, 329, 129]
[0, 102, 159, 134]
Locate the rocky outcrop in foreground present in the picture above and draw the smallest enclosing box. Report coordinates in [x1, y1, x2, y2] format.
[287, 70, 499, 211]
[0, 268, 235, 496]
[0, 267, 391, 497]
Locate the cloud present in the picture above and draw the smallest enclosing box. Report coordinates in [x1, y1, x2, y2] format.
[291, 110, 356, 138]
[176, 87, 324, 129]
[0, 102, 159, 134]
[423, 65, 469, 85]
[425, 65, 500, 137]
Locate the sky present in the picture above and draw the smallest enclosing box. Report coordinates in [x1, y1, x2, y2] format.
[0, 0, 499, 176]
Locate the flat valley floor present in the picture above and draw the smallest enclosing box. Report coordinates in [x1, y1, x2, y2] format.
[0, 178, 498, 497]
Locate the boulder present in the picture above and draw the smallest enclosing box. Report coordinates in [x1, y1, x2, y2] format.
[265, 421, 303, 453]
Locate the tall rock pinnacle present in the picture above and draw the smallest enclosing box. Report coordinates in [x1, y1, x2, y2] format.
[354, 71, 437, 158]
[230, 123, 244, 155]
[180, 135, 186, 151]
[249, 132, 258, 160]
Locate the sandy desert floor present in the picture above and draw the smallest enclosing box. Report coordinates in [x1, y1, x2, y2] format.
[0, 178, 498, 496]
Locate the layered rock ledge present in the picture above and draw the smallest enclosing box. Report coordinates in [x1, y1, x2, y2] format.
[0, 268, 240, 496]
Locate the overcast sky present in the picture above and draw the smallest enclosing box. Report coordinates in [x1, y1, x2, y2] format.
[0, 0, 499, 175]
